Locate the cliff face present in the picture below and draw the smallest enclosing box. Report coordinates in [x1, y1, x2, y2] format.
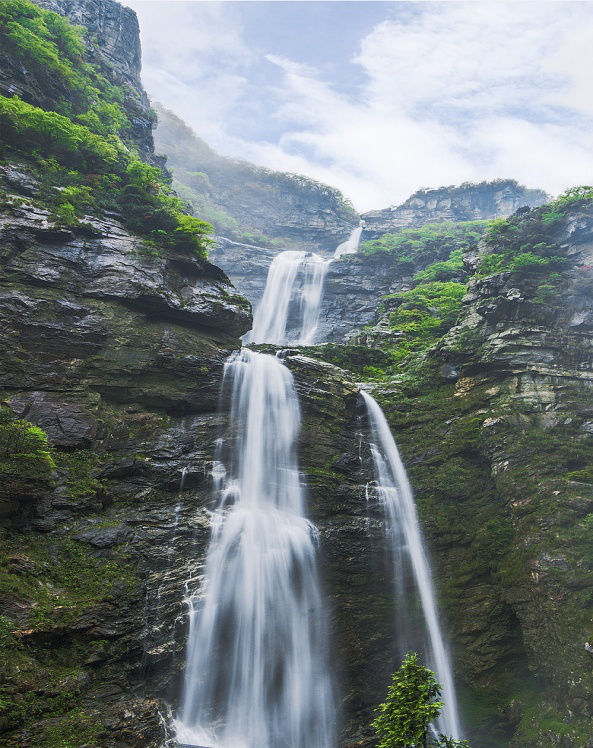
[209, 183, 545, 345]
[3, 2, 593, 748]
[362, 181, 549, 239]
[0, 2, 249, 745]
[29, 0, 155, 160]
[0, 163, 253, 747]
[153, 104, 360, 253]
[361, 201, 593, 747]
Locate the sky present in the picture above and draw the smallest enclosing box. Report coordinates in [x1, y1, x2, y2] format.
[126, 1, 593, 212]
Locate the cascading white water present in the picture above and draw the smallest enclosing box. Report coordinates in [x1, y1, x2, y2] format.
[334, 225, 363, 259]
[176, 349, 336, 748]
[361, 391, 462, 740]
[244, 251, 330, 345]
[244, 225, 363, 345]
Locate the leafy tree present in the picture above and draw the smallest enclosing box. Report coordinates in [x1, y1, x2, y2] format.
[372, 653, 470, 748]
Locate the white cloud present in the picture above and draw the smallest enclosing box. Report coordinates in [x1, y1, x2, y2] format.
[127, 1, 252, 142]
[128, 1, 593, 212]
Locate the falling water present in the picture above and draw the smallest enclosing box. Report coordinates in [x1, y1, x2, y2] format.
[176, 349, 336, 748]
[244, 251, 330, 345]
[334, 225, 363, 259]
[361, 391, 462, 740]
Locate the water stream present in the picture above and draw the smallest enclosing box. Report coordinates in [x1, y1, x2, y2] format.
[245, 225, 363, 346]
[244, 251, 330, 345]
[334, 225, 363, 259]
[361, 390, 461, 739]
[176, 349, 335, 748]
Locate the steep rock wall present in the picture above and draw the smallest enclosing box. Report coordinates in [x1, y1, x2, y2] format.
[29, 0, 155, 160]
[367, 203, 593, 747]
[362, 181, 549, 239]
[0, 160, 252, 746]
[154, 104, 360, 254]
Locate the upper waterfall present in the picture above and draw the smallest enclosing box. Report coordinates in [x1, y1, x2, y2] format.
[334, 225, 363, 259]
[362, 391, 462, 740]
[244, 251, 330, 345]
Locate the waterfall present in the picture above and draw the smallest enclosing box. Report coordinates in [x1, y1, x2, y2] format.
[176, 349, 336, 748]
[244, 251, 330, 345]
[361, 391, 462, 740]
[333, 225, 363, 259]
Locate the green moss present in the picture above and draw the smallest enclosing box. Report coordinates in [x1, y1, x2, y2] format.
[41, 709, 104, 748]
[0, 405, 55, 481]
[0, 534, 136, 630]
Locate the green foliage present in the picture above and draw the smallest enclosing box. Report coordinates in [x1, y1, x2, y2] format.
[0, 406, 55, 479]
[477, 209, 568, 277]
[359, 221, 489, 273]
[414, 249, 468, 283]
[0, 0, 213, 257]
[552, 185, 593, 208]
[373, 653, 468, 748]
[382, 281, 467, 365]
[122, 161, 212, 258]
[0, 0, 129, 137]
[0, 95, 123, 170]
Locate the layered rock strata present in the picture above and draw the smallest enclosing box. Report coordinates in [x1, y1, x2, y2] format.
[362, 181, 549, 239]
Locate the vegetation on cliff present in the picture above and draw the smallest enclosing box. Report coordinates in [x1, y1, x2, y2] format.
[373, 653, 470, 748]
[0, 0, 212, 258]
[310, 194, 593, 747]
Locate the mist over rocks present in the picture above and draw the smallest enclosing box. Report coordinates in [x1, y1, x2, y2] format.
[153, 103, 360, 255]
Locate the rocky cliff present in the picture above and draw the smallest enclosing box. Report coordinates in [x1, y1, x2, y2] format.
[154, 104, 360, 253]
[2, 2, 593, 748]
[210, 183, 548, 345]
[0, 2, 250, 745]
[362, 181, 549, 239]
[309, 194, 593, 747]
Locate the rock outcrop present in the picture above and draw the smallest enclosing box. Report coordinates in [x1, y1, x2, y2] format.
[29, 0, 155, 160]
[153, 104, 360, 253]
[362, 181, 549, 239]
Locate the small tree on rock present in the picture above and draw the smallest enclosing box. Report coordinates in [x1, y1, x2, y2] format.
[372, 652, 470, 748]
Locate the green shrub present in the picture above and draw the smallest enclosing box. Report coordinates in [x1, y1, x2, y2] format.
[359, 221, 489, 273]
[0, 0, 129, 137]
[0, 95, 122, 170]
[0, 406, 55, 479]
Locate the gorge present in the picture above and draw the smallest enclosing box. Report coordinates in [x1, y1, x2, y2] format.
[1, 2, 593, 748]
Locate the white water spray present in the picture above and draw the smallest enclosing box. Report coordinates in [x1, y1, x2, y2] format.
[334, 225, 363, 259]
[361, 391, 461, 740]
[176, 349, 336, 748]
[244, 251, 330, 345]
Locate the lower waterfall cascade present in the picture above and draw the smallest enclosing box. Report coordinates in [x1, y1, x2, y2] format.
[362, 391, 462, 740]
[176, 349, 336, 748]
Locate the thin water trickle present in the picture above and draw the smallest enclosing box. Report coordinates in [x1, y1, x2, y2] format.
[333, 225, 363, 259]
[176, 349, 336, 748]
[361, 390, 462, 740]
